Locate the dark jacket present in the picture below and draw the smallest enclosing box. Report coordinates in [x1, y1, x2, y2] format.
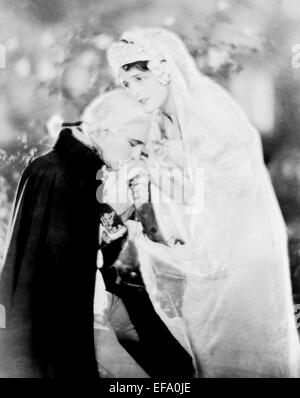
[0, 128, 114, 377]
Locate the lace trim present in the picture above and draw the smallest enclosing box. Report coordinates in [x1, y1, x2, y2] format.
[99, 212, 127, 245]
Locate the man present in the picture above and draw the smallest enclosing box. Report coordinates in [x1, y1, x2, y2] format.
[0, 119, 105, 377]
[83, 91, 194, 378]
[0, 89, 194, 378]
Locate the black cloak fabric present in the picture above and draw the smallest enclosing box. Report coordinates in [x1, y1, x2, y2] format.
[0, 127, 194, 378]
[0, 128, 109, 378]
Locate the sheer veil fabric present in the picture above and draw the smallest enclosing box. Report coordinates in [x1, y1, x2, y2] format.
[110, 28, 300, 377]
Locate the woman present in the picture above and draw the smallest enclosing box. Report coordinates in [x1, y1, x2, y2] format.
[107, 28, 300, 377]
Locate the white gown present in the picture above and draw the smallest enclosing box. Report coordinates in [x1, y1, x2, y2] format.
[107, 27, 300, 377]
[133, 111, 300, 377]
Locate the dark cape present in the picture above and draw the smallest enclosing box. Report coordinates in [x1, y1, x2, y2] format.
[0, 128, 112, 378]
[0, 127, 194, 378]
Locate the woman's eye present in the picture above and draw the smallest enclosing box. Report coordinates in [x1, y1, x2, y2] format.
[136, 76, 143, 81]
[122, 82, 129, 88]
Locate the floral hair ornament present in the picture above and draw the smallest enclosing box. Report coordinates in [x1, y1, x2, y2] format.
[107, 35, 171, 86]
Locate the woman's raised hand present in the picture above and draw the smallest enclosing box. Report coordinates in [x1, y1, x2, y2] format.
[153, 139, 170, 162]
[153, 139, 186, 169]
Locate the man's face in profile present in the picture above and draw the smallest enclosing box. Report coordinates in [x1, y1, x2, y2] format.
[87, 117, 147, 169]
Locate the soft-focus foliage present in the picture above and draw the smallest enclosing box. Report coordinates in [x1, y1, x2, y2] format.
[0, 176, 11, 271]
[0, 0, 300, 276]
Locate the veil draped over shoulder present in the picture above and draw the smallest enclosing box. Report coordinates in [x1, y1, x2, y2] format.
[109, 28, 300, 377]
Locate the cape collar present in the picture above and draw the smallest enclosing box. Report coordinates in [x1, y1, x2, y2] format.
[53, 128, 105, 173]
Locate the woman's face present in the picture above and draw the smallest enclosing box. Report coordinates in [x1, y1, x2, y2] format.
[119, 67, 169, 114]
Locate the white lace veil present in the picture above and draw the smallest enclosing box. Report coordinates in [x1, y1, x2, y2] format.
[108, 28, 265, 274]
[108, 28, 257, 160]
[107, 29, 300, 377]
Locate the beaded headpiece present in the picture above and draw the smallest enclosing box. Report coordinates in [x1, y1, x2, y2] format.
[107, 38, 171, 85]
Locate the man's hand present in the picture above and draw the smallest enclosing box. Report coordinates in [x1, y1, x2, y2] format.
[130, 172, 150, 207]
[127, 158, 148, 180]
[125, 220, 143, 241]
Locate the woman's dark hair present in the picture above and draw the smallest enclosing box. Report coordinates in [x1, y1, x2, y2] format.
[122, 60, 149, 72]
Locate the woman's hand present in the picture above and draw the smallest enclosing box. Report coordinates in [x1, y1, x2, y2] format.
[125, 220, 143, 240]
[153, 139, 186, 168]
[153, 139, 171, 163]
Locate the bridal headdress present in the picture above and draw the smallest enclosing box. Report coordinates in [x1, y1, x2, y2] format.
[107, 32, 171, 85]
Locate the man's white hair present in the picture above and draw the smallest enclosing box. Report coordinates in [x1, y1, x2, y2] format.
[81, 89, 150, 136]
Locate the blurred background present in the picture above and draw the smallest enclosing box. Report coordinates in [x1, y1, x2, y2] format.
[0, 0, 300, 301]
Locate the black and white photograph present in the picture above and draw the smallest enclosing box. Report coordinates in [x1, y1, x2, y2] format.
[0, 0, 300, 381]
